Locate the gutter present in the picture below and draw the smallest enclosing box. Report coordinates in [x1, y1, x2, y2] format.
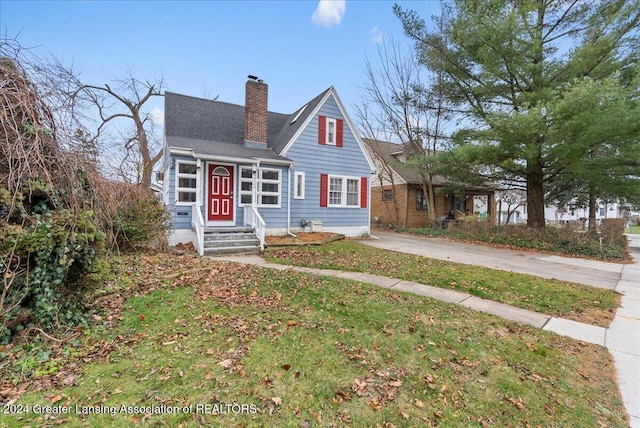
[170, 147, 294, 166]
[286, 165, 297, 238]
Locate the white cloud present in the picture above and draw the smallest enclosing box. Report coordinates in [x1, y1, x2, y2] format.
[312, 0, 346, 27]
[369, 26, 383, 44]
[150, 107, 164, 126]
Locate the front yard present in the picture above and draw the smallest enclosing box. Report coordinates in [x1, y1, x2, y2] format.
[266, 241, 620, 327]
[0, 252, 628, 427]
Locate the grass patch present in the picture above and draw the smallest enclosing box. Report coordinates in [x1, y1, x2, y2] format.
[398, 224, 629, 262]
[0, 253, 628, 427]
[265, 241, 619, 327]
[626, 225, 640, 234]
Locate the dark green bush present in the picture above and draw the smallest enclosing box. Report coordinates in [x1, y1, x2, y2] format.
[1, 205, 105, 343]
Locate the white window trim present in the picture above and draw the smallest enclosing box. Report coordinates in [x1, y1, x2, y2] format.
[175, 160, 197, 206]
[326, 117, 337, 146]
[327, 174, 360, 208]
[239, 166, 281, 208]
[294, 171, 305, 199]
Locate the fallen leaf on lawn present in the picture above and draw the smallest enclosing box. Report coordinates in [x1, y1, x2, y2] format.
[112, 388, 122, 394]
[507, 396, 526, 410]
[218, 359, 233, 368]
[271, 396, 282, 406]
[49, 394, 63, 404]
[434, 410, 443, 418]
[281, 364, 291, 371]
[287, 320, 297, 326]
[414, 398, 425, 408]
[389, 380, 403, 387]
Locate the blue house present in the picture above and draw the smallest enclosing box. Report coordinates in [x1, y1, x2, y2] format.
[161, 77, 375, 255]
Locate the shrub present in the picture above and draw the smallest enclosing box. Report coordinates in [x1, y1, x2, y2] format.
[1, 205, 105, 343]
[601, 218, 625, 244]
[93, 182, 169, 252]
[401, 223, 628, 261]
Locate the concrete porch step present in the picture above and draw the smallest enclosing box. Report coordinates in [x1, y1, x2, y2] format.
[201, 227, 260, 255]
[203, 232, 257, 242]
[203, 245, 262, 256]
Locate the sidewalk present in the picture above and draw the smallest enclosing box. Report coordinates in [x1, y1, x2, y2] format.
[212, 232, 640, 427]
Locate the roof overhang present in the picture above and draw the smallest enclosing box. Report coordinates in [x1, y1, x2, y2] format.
[169, 147, 294, 166]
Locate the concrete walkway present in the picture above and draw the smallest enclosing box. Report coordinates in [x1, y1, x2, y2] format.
[212, 232, 640, 427]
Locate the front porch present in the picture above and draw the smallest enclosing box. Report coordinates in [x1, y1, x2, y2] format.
[191, 205, 266, 256]
[167, 156, 284, 256]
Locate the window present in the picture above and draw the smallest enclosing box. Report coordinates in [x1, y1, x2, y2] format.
[329, 177, 343, 205]
[328, 175, 360, 207]
[382, 189, 394, 202]
[239, 167, 281, 207]
[290, 104, 308, 124]
[346, 179, 359, 206]
[318, 116, 344, 147]
[327, 118, 336, 145]
[320, 174, 367, 208]
[294, 171, 305, 199]
[239, 168, 253, 205]
[416, 189, 428, 211]
[176, 161, 197, 204]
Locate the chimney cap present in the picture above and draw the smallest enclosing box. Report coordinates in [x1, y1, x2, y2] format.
[247, 75, 264, 83]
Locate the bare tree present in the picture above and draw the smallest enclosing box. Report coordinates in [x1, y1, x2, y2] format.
[356, 37, 452, 225]
[357, 107, 402, 225]
[51, 65, 165, 187]
[495, 189, 526, 225]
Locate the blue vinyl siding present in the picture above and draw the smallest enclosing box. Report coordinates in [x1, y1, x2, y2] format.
[166, 154, 196, 230]
[286, 95, 371, 228]
[165, 156, 288, 230]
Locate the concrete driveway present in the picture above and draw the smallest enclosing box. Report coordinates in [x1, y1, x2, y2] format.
[360, 230, 624, 289]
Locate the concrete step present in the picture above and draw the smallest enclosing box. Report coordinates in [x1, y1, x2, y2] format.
[204, 245, 262, 256]
[204, 227, 254, 234]
[204, 238, 260, 249]
[203, 232, 257, 241]
[200, 227, 260, 255]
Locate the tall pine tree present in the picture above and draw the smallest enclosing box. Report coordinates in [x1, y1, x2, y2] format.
[395, 0, 640, 228]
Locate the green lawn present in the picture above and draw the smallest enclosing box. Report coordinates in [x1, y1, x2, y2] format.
[626, 225, 640, 234]
[266, 241, 620, 327]
[0, 253, 628, 427]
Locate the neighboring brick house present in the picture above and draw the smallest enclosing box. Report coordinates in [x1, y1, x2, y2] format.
[364, 139, 495, 228]
[161, 77, 375, 255]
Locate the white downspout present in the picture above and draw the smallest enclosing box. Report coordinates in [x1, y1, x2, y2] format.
[368, 171, 379, 239]
[287, 165, 296, 237]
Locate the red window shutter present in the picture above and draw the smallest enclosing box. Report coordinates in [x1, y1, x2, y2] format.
[320, 174, 328, 207]
[360, 177, 368, 208]
[318, 116, 326, 145]
[336, 119, 344, 147]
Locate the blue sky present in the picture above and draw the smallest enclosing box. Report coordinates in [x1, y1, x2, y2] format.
[1, 0, 434, 124]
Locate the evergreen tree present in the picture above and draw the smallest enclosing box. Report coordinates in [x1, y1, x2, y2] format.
[395, 0, 640, 228]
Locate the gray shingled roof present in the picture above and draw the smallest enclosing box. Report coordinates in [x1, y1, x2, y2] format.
[270, 87, 332, 154]
[363, 138, 448, 186]
[164, 88, 332, 160]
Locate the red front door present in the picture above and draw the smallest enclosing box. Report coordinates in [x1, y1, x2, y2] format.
[208, 164, 234, 222]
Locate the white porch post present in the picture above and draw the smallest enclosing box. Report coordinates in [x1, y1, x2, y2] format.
[195, 158, 203, 208]
[251, 162, 259, 209]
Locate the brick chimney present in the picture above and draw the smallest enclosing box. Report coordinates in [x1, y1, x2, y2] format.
[244, 76, 268, 148]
